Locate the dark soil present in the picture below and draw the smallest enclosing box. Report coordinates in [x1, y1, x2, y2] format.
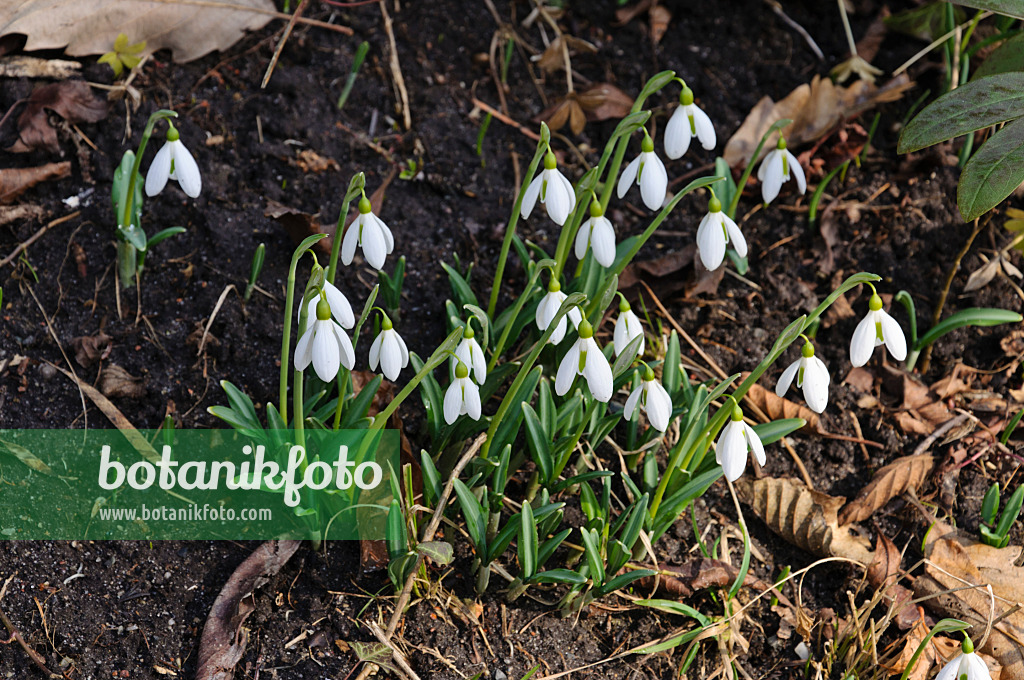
[1, 0, 1022, 679]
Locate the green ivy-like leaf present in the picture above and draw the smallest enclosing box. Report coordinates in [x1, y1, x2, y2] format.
[958, 116, 1024, 221]
[975, 33, 1024, 79]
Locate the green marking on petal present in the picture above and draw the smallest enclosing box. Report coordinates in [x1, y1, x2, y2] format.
[578, 349, 587, 373]
[541, 178, 548, 201]
[875, 321, 883, 341]
[797, 366, 804, 386]
[688, 113, 696, 136]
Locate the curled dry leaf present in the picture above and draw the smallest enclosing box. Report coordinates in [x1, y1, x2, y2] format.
[0, 437, 54, 475]
[743, 382, 824, 434]
[0, 161, 71, 204]
[72, 331, 111, 368]
[736, 476, 872, 563]
[4, 81, 106, 154]
[535, 35, 597, 74]
[537, 84, 634, 135]
[866, 531, 918, 629]
[265, 199, 329, 255]
[723, 74, 914, 169]
[197, 540, 301, 680]
[98, 363, 146, 399]
[838, 454, 935, 525]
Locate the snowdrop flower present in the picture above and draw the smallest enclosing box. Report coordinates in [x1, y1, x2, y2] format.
[536, 279, 582, 345]
[617, 130, 668, 211]
[613, 296, 644, 358]
[849, 288, 907, 367]
[443, 361, 482, 425]
[624, 365, 672, 432]
[574, 200, 616, 268]
[369, 313, 409, 381]
[776, 339, 830, 413]
[665, 85, 716, 159]
[696, 192, 747, 271]
[521, 150, 576, 226]
[757, 136, 805, 205]
[935, 636, 991, 680]
[555, 319, 613, 402]
[145, 123, 201, 198]
[342, 196, 394, 271]
[300, 280, 355, 329]
[715, 404, 765, 482]
[452, 322, 487, 384]
[294, 297, 355, 382]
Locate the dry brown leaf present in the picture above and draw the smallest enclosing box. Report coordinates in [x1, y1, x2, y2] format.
[614, 0, 653, 25]
[882, 365, 959, 436]
[0, 437, 54, 475]
[99, 363, 146, 399]
[577, 83, 634, 123]
[72, 331, 111, 368]
[535, 35, 597, 74]
[839, 454, 935, 525]
[0, 162, 71, 204]
[294, 149, 339, 174]
[737, 476, 872, 563]
[0, 0, 276, 64]
[743, 382, 824, 434]
[886, 619, 945, 680]
[4, 81, 106, 153]
[866, 531, 918, 629]
[723, 74, 914, 169]
[540, 95, 587, 135]
[0, 55, 81, 78]
[264, 199, 330, 255]
[649, 5, 671, 45]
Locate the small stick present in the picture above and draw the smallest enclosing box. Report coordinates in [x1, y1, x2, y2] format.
[261, 0, 309, 89]
[198, 284, 237, 356]
[380, 0, 411, 130]
[0, 211, 80, 268]
[471, 98, 541, 141]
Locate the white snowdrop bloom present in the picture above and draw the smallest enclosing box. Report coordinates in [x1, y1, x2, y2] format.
[613, 298, 644, 358]
[696, 193, 747, 271]
[757, 136, 806, 205]
[623, 367, 673, 432]
[443, 361, 482, 425]
[776, 341, 830, 413]
[935, 637, 991, 680]
[664, 86, 716, 159]
[715, 405, 765, 482]
[555, 319, 613, 402]
[294, 297, 355, 383]
[849, 291, 907, 367]
[300, 280, 355, 329]
[574, 201, 616, 268]
[617, 132, 668, 211]
[145, 125, 201, 198]
[521, 151, 577, 226]
[535, 280, 582, 345]
[452, 323, 487, 384]
[341, 196, 394, 271]
[368, 315, 409, 381]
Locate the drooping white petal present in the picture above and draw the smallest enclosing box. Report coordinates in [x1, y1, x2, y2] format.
[617, 156, 640, 199]
[379, 331, 403, 381]
[964, 653, 992, 680]
[170, 141, 202, 197]
[696, 212, 726, 271]
[639, 152, 668, 211]
[775, 360, 800, 398]
[716, 421, 748, 482]
[788, 150, 806, 194]
[443, 380, 464, 424]
[722, 214, 748, 258]
[310, 322, 341, 382]
[145, 142, 173, 197]
[469, 339, 487, 383]
[306, 282, 355, 329]
[294, 326, 315, 370]
[581, 339, 613, 402]
[802, 357, 829, 413]
[590, 216, 616, 267]
[566, 305, 582, 329]
[555, 342, 581, 395]
[464, 380, 482, 419]
[375, 214, 395, 255]
[554, 169, 577, 215]
[879, 311, 908, 361]
[614, 310, 643, 357]
[521, 175, 543, 219]
[544, 171, 571, 225]
[646, 381, 672, 432]
[331, 323, 356, 370]
[548, 316, 568, 345]
[575, 218, 593, 261]
[535, 291, 559, 331]
[761, 152, 785, 204]
[691, 105, 716, 150]
[624, 386, 642, 420]
[368, 331, 384, 371]
[934, 656, 963, 680]
[341, 218, 360, 265]
[664, 107, 692, 160]
[744, 423, 766, 466]
[756, 149, 774, 181]
[395, 331, 410, 367]
[849, 314, 878, 367]
[360, 218, 388, 270]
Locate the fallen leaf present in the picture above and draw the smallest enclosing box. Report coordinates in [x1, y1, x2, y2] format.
[839, 454, 935, 525]
[0, 437, 54, 475]
[743, 382, 824, 434]
[0, 162, 71, 204]
[265, 200, 330, 255]
[72, 331, 111, 367]
[0, 56, 81, 79]
[535, 35, 597, 74]
[723, 74, 914, 169]
[885, 619, 944, 680]
[865, 531, 917, 629]
[197, 540, 301, 680]
[539, 95, 586, 135]
[648, 5, 671, 45]
[881, 365, 959, 436]
[614, 0, 652, 25]
[0, 0, 277, 64]
[348, 641, 400, 676]
[3, 80, 106, 153]
[99, 363, 146, 399]
[964, 257, 1001, 292]
[294, 149, 339, 174]
[843, 366, 875, 393]
[576, 83, 634, 124]
[736, 476, 872, 563]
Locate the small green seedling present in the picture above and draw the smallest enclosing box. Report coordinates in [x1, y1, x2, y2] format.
[399, 159, 422, 181]
[244, 243, 265, 303]
[980, 482, 1023, 549]
[378, 255, 406, 315]
[337, 41, 369, 111]
[98, 33, 146, 78]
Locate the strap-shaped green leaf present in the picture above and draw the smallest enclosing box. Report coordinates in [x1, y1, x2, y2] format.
[959, 116, 1024, 221]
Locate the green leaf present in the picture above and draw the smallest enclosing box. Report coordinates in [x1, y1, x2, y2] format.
[530, 569, 587, 585]
[635, 599, 711, 626]
[420, 450, 442, 508]
[995, 484, 1024, 538]
[634, 628, 703, 654]
[612, 333, 644, 377]
[618, 493, 649, 552]
[752, 418, 805, 445]
[579, 528, 605, 585]
[1001, 406, 1024, 445]
[453, 479, 487, 554]
[595, 569, 656, 596]
[898, 73, 1024, 153]
[341, 374, 384, 429]
[975, 33, 1024, 79]
[349, 641, 401, 675]
[663, 331, 682, 396]
[713, 157, 737, 214]
[917, 307, 1022, 349]
[958, 116, 1024, 221]
[218, 380, 261, 431]
[386, 499, 408, 560]
[885, 2, 963, 41]
[550, 470, 614, 494]
[537, 527, 570, 569]
[416, 541, 454, 566]
[951, 0, 1024, 20]
[147, 226, 186, 249]
[522, 403, 553, 485]
[519, 501, 538, 580]
[610, 110, 653, 142]
[981, 484, 1000, 526]
[441, 262, 479, 308]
